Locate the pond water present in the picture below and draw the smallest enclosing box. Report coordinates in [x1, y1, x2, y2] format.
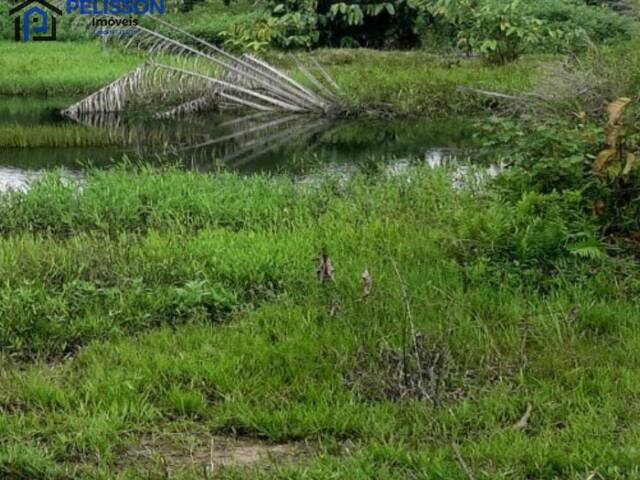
[0, 96, 479, 189]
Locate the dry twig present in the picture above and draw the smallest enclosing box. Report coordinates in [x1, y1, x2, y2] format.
[452, 443, 476, 480]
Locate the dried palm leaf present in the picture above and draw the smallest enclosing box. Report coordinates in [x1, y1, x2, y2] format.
[63, 16, 341, 120]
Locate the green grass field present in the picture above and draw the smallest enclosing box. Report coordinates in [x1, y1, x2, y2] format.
[2, 166, 640, 478]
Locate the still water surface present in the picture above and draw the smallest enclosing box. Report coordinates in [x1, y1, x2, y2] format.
[0, 96, 479, 189]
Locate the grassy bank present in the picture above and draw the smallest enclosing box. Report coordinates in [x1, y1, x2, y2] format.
[280, 49, 543, 115]
[2, 165, 640, 478]
[0, 41, 542, 115]
[0, 42, 141, 96]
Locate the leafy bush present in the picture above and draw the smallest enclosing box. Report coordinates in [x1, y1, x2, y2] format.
[220, 8, 320, 51]
[429, 0, 556, 64]
[427, 0, 633, 63]
[316, 0, 425, 47]
[220, 0, 428, 49]
[219, 15, 276, 51]
[270, 8, 321, 48]
[169, 0, 634, 53]
[475, 116, 601, 194]
[476, 102, 640, 239]
[525, 0, 633, 52]
[510, 190, 601, 264]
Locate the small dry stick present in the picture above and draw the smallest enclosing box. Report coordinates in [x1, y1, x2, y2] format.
[329, 298, 341, 317]
[361, 267, 373, 299]
[316, 250, 335, 284]
[514, 403, 533, 430]
[452, 443, 476, 480]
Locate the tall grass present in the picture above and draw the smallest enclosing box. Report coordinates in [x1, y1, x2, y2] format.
[2, 166, 640, 478]
[169, 0, 265, 43]
[271, 49, 544, 115]
[0, 168, 317, 235]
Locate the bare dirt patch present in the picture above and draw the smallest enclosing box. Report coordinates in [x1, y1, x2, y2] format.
[120, 432, 303, 474]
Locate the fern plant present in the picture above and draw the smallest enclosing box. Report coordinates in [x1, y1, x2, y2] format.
[567, 237, 606, 259]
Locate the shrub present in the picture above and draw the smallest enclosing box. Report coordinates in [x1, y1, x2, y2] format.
[428, 0, 633, 63]
[476, 102, 640, 239]
[220, 8, 320, 51]
[220, 0, 429, 49]
[317, 0, 425, 47]
[429, 0, 551, 64]
[525, 0, 633, 52]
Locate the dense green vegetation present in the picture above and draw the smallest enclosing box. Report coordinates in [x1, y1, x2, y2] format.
[3, 162, 640, 479]
[3, 0, 640, 478]
[168, 0, 635, 54]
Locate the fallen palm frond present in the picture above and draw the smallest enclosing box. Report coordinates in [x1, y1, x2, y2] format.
[153, 95, 222, 119]
[62, 16, 342, 120]
[61, 64, 148, 121]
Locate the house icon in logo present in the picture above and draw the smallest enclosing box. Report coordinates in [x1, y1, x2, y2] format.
[9, 0, 62, 42]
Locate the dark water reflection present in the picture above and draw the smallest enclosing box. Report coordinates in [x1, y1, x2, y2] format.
[0, 96, 480, 189]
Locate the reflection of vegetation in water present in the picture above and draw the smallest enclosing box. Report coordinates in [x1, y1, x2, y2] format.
[0, 97, 77, 124]
[0, 96, 477, 175]
[316, 118, 475, 149]
[264, 118, 477, 176]
[164, 115, 477, 173]
[0, 125, 129, 148]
